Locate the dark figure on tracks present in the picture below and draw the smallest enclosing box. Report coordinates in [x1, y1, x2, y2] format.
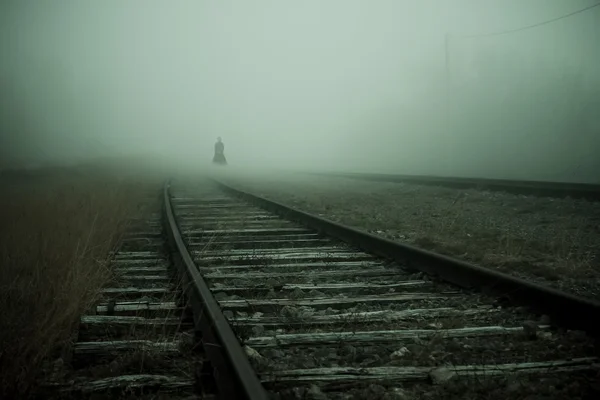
[213, 137, 227, 165]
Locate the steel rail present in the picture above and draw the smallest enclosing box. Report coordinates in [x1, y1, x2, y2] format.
[212, 178, 600, 336]
[162, 180, 268, 400]
[303, 171, 600, 201]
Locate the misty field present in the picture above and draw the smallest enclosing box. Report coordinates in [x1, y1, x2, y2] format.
[0, 162, 163, 397]
[224, 172, 600, 301]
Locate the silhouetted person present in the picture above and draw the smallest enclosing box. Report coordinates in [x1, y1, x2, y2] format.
[213, 137, 227, 165]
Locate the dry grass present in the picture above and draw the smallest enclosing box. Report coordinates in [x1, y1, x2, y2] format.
[0, 162, 164, 398]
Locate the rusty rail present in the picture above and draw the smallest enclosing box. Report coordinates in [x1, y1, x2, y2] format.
[162, 180, 268, 400]
[212, 178, 600, 336]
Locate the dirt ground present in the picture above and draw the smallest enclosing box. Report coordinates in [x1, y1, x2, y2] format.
[222, 171, 600, 302]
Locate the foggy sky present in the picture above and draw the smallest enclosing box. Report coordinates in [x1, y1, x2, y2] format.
[1, 1, 599, 182]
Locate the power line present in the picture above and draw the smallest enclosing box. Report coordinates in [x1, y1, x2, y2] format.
[462, 2, 600, 38]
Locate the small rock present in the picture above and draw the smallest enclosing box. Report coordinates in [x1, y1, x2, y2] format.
[290, 288, 304, 299]
[366, 384, 386, 396]
[214, 292, 228, 300]
[306, 384, 328, 400]
[244, 345, 265, 362]
[360, 355, 381, 367]
[223, 310, 234, 319]
[288, 386, 306, 400]
[252, 311, 264, 318]
[522, 320, 538, 339]
[280, 306, 299, 318]
[540, 314, 551, 324]
[298, 306, 315, 317]
[537, 331, 553, 340]
[390, 347, 411, 359]
[430, 366, 456, 384]
[251, 325, 265, 336]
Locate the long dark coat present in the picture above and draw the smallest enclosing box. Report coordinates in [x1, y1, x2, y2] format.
[213, 141, 227, 165]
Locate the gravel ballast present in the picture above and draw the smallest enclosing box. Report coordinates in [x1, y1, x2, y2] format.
[172, 179, 599, 399]
[222, 171, 600, 301]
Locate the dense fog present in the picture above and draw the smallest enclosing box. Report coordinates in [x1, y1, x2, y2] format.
[1, 1, 599, 182]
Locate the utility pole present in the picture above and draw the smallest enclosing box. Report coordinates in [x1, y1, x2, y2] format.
[444, 33, 453, 175]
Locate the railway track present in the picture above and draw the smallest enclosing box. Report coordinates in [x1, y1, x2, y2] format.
[305, 171, 600, 201]
[166, 178, 599, 399]
[41, 178, 600, 399]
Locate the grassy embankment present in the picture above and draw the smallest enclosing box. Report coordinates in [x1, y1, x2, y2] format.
[0, 161, 165, 398]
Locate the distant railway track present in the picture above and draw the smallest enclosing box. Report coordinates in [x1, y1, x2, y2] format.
[305, 171, 600, 201]
[43, 177, 600, 399]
